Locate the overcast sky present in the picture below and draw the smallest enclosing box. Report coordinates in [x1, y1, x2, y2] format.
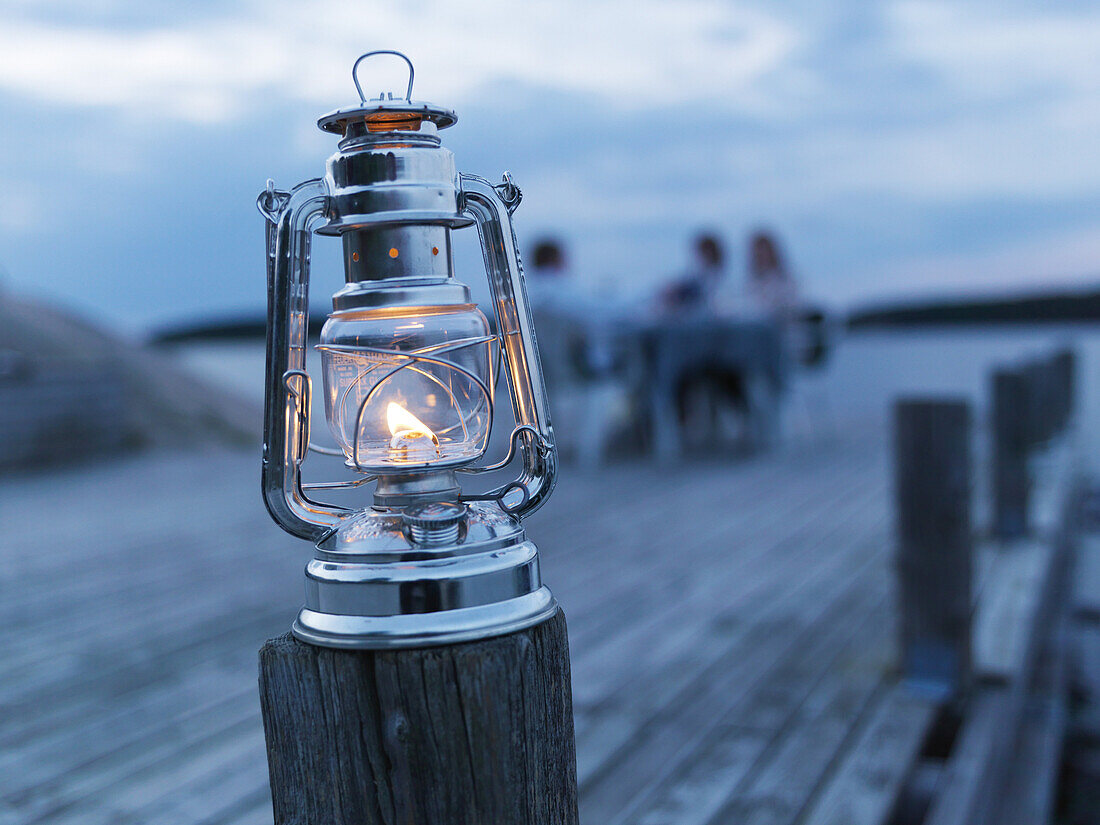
[1, 0, 1098, 332]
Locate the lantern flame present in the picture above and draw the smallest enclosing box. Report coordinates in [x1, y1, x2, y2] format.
[386, 402, 441, 456]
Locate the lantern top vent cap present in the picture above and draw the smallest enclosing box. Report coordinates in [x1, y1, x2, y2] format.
[317, 50, 457, 136]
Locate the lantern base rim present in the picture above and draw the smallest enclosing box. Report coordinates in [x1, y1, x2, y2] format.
[291, 587, 558, 649]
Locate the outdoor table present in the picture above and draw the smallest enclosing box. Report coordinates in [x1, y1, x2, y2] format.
[632, 317, 787, 460]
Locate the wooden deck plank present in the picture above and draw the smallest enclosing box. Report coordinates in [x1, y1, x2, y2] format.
[1029, 436, 1078, 539]
[0, 432, 899, 825]
[798, 685, 939, 825]
[972, 539, 1053, 683]
[579, 544, 888, 823]
[541, 448, 876, 651]
[702, 615, 890, 825]
[564, 455, 881, 701]
[575, 514, 887, 791]
[0, 604, 289, 751]
[626, 596, 892, 825]
[1, 676, 257, 809]
[207, 792, 275, 825]
[991, 659, 1068, 825]
[569, 464, 880, 713]
[922, 689, 1010, 825]
[46, 723, 267, 825]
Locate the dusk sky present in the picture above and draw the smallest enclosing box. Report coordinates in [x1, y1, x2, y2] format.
[1, 0, 1098, 333]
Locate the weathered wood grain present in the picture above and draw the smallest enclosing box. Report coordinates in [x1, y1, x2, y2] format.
[971, 540, 1051, 683]
[580, 541, 888, 825]
[573, 506, 888, 791]
[3, 415, 1076, 825]
[990, 634, 1068, 825]
[923, 690, 1009, 825]
[799, 684, 938, 825]
[629, 592, 892, 825]
[258, 610, 578, 825]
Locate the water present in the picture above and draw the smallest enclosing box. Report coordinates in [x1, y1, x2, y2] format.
[170, 325, 1100, 473]
[824, 326, 1100, 470]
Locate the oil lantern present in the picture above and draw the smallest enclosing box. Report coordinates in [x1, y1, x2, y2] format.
[257, 51, 557, 648]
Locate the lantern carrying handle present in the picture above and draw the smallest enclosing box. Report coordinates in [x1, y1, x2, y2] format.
[260, 177, 353, 541]
[460, 172, 558, 519]
[352, 50, 415, 103]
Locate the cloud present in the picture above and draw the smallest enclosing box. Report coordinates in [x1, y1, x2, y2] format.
[0, 0, 799, 123]
[0, 179, 44, 232]
[889, 2, 1100, 102]
[1, 0, 1099, 327]
[873, 221, 1100, 300]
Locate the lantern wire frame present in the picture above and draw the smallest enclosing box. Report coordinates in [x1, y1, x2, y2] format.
[285, 324, 549, 510]
[259, 172, 557, 525]
[328, 335, 496, 471]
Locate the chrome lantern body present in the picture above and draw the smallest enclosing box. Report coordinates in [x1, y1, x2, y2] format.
[258, 52, 557, 649]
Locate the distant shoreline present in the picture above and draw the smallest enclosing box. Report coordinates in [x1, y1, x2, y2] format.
[151, 314, 327, 344]
[848, 287, 1100, 329]
[149, 287, 1100, 343]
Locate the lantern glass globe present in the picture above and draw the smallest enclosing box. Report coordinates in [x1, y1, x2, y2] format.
[318, 303, 494, 472]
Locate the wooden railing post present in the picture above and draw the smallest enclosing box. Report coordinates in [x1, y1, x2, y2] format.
[258, 611, 579, 825]
[1022, 359, 1053, 446]
[1052, 349, 1076, 433]
[992, 368, 1031, 539]
[894, 399, 973, 697]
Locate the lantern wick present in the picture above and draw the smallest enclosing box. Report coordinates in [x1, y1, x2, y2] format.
[386, 402, 441, 460]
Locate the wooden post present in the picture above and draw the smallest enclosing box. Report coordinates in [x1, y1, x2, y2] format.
[894, 399, 972, 697]
[1022, 359, 1051, 446]
[258, 610, 579, 825]
[991, 369, 1030, 539]
[1053, 349, 1076, 433]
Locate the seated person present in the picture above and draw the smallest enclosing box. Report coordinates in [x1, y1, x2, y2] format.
[746, 230, 799, 323]
[747, 230, 829, 367]
[659, 233, 727, 315]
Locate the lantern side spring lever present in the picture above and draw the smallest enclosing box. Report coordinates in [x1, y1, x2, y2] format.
[308, 443, 345, 457]
[261, 177, 353, 541]
[460, 173, 557, 519]
[284, 370, 380, 489]
[460, 481, 530, 514]
[457, 425, 550, 475]
[303, 476, 377, 491]
[283, 370, 313, 466]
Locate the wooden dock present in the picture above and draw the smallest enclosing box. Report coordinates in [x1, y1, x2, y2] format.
[0, 417, 1083, 823]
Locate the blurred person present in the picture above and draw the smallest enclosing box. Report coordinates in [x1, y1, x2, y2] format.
[743, 229, 834, 444]
[655, 232, 762, 450]
[524, 237, 628, 466]
[746, 229, 830, 368]
[746, 230, 799, 324]
[525, 237, 612, 370]
[659, 232, 727, 314]
[525, 238, 569, 310]
[533, 239, 565, 272]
